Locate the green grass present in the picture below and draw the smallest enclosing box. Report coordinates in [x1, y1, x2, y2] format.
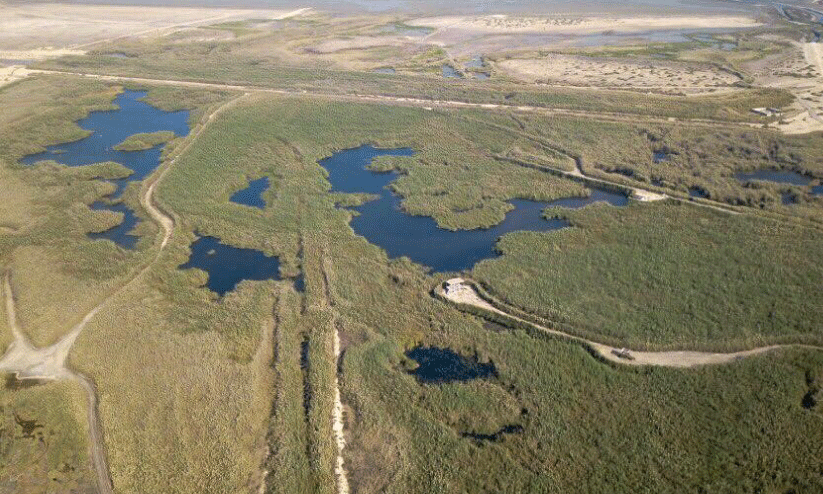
[473, 201, 823, 350]
[112, 131, 175, 151]
[0, 378, 96, 493]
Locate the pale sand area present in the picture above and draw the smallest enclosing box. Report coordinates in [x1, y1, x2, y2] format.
[0, 3, 309, 50]
[409, 14, 760, 35]
[0, 65, 31, 88]
[745, 42, 823, 134]
[497, 54, 740, 94]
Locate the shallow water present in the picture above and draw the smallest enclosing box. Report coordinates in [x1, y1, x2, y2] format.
[21, 90, 189, 248]
[442, 64, 463, 78]
[735, 169, 812, 186]
[405, 346, 496, 383]
[465, 55, 484, 68]
[474, 72, 490, 79]
[374, 67, 396, 74]
[689, 186, 709, 198]
[230, 177, 270, 209]
[652, 150, 670, 163]
[812, 184, 823, 196]
[178, 236, 281, 296]
[320, 145, 628, 272]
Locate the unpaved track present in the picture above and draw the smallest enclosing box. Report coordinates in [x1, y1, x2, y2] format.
[0, 94, 243, 494]
[332, 327, 350, 494]
[25, 69, 762, 132]
[439, 278, 822, 368]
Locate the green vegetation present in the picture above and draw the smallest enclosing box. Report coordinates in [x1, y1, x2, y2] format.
[0, 378, 96, 492]
[113, 131, 175, 151]
[474, 201, 823, 350]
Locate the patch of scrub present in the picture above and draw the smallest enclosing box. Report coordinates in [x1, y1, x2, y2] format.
[735, 169, 812, 186]
[113, 131, 175, 151]
[21, 90, 189, 248]
[405, 346, 496, 384]
[178, 236, 281, 296]
[442, 64, 463, 78]
[320, 145, 628, 273]
[230, 177, 270, 209]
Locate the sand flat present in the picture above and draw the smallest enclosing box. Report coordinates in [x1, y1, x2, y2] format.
[410, 14, 760, 34]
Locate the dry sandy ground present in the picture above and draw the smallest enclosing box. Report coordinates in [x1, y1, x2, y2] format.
[497, 54, 740, 94]
[0, 3, 308, 50]
[410, 14, 760, 35]
[746, 42, 823, 134]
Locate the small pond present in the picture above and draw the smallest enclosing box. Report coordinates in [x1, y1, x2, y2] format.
[21, 90, 189, 248]
[178, 236, 281, 296]
[812, 184, 823, 195]
[689, 186, 709, 199]
[230, 177, 270, 209]
[735, 169, 812, 186]
[442, 65, 463, 78]
[474, 72, 490, 80]
[320, 145, 629, 273]
[374, 67, 396, 74]
[405, 346, 497, 383]
[465, 56, 484, 68]
[462, 424, 523, 441]
[652, 150, 670, 163]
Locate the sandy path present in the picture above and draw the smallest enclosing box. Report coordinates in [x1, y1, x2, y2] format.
[439, 279, 819, 367]
[332, 327, 350, 494]
[26, 69, 763, 134]
[0, 94, 242, 493]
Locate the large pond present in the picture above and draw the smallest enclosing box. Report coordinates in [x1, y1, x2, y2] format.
[320, 145, 628, 272]
[178, 236, 281, 296]
[21, 90, 189, 248]
[230, 177, 270, 209]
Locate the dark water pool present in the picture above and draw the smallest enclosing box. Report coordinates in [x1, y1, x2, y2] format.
[735, 169, 812, 186]
[230, 177, 270, 209]
[462, 424, 523, 441]
[405, 346, 496, 383]
[21, 90, 189, 248]
[320, 145, 628, 273]
[178, 236, 281, 296]
[810, 184, 823, 196]
[689, 186, 709, 199]
[653, 150, 670, 163]
[442, 65, 463, 78]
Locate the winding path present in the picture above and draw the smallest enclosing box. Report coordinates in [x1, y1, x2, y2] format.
[0, 94, 244, 493]
[439, 278, 821, 368]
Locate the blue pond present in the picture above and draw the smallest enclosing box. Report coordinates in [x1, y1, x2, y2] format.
[812, 184, 823, 196]
[735, 169, 812, 186]
[230, 177, 270, 209]
[178, 236, 281, 296]
[21, 90, 189, 248]
[320, 145, 628, 273]
[406, 346, 496, 383]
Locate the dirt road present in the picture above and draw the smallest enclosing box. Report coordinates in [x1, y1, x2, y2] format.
[26, 69, 762, 132]
[439, 278, 820, 368]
